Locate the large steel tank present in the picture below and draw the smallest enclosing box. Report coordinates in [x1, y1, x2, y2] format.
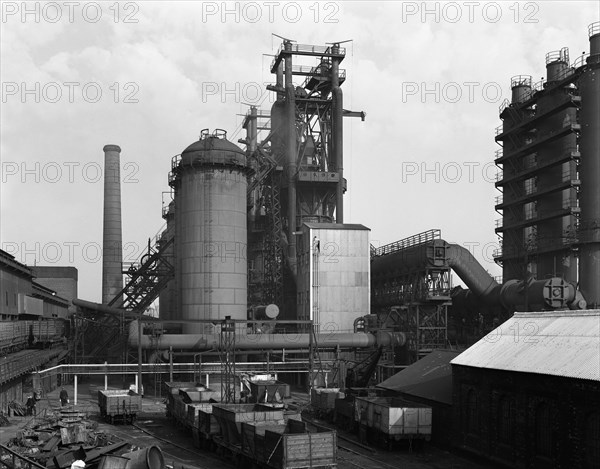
[170, 129, 248, 334]
[579, 22, 600, 307]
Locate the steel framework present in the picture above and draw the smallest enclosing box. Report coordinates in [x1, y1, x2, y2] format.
[77, 235, 175, 362]
[219, 317, 236, 403]
[371, 230, 451, 362]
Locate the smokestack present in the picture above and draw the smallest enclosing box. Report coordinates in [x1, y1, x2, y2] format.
[102, 144, 123, 305]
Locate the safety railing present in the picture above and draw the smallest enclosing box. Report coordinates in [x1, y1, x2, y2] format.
[271, 43, 346, 69]
[372, 229, 441, 257]
[35, 360, 335, 378]
[546, 47, 569, 65]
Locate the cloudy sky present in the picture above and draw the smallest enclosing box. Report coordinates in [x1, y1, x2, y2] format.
[1, 1, 598, 303]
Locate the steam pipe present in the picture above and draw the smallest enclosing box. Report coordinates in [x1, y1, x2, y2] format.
[284, 41, 297, 276]
[127, 321, 405, 350]
[73, 298, 133, 317]
[331, 44, 344, 223]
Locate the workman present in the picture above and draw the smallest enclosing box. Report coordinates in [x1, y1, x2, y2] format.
[59, 387, 69, 406]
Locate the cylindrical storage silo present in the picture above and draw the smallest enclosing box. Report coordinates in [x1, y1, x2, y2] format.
[171, 129, 248, 334]
[578, 23, 600, 307]
[511, 75, 532, 104]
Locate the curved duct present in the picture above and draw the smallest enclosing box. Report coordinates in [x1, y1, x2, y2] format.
[127, 321, 405, 350]
[445, 244, 499, 298]
[371, 239, 586, 310]
[446, 243, 585, 310]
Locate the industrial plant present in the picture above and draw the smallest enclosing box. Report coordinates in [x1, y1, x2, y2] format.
[1, 23, 599, 469]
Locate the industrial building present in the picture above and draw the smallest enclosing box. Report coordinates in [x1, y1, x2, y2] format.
[452, 310, 600, 468]
[1, 22, 599, 469]
[0, 249, 73, 411]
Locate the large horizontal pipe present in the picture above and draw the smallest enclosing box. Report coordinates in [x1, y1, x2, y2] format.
[128, 321, 405, 350]
[447, 244, 585, 309]
[372, 240, 586, 310]
[72, 298, 138, 318]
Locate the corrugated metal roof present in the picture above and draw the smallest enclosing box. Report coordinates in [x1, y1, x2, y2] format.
[303, 222, 370, 231]
[377, 350, 460, 405]
[451, 310, 600, 381]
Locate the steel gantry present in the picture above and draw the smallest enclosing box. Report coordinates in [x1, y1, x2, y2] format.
[371, 230, 451, 362]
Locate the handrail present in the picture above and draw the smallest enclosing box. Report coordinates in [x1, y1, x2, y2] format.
[35, 361, 336, 377]
[372, 229, 441, 257]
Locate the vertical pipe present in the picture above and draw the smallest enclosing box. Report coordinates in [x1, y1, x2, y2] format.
[284, 42, 297, 273]
[579, 23, 600, 307]
[74, 375, 78, 406]
[249, 106, 258, 153]
[104, 361, 108, 390]
[169, 346, 173, 382]
[138, 315, 142, 395]
[331, 45, 344, 223]
[102, 145, 123, 305]
[248, 106, 259, 226]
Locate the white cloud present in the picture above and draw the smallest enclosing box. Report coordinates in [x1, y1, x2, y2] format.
[1, 1, 598, 300]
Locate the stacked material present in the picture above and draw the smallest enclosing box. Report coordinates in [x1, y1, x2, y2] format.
[0, 416, 129, 469]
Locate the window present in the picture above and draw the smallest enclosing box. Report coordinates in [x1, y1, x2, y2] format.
[466, 389, 479, 434]
[535, 403, 552, 457]
[498, 395, 514, 443]
[585, 413, 600, 468]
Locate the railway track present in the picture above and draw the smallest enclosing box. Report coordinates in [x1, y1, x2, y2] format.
[338, 445, 399, 469]
[108, 418, 234, 469]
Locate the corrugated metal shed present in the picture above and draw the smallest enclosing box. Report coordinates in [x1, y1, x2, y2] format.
[451, 310, 600, 381]
[377, 350, 460, 405]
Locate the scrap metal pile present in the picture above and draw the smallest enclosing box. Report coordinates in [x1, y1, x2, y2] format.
[1, 408, 137, 469]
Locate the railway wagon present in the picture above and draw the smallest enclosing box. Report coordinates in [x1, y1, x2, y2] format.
[354, 396, 432, 449]
[211, 404, 286, 446]
[164, 382, 208, 417]
[0, 321, 28, 352]
[97, 389, 142, 424]
[248, 380, 291, 404]
[166, 385, 339, 468]
[166, 386, 219, 429]
[190, 403, 221, 449]
[0, 319, 67, 353]
[241, 417, 338, 469]
[311, 387, 344, 419]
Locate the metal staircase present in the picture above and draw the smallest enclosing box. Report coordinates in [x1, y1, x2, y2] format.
[82, 235, 175, 361]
